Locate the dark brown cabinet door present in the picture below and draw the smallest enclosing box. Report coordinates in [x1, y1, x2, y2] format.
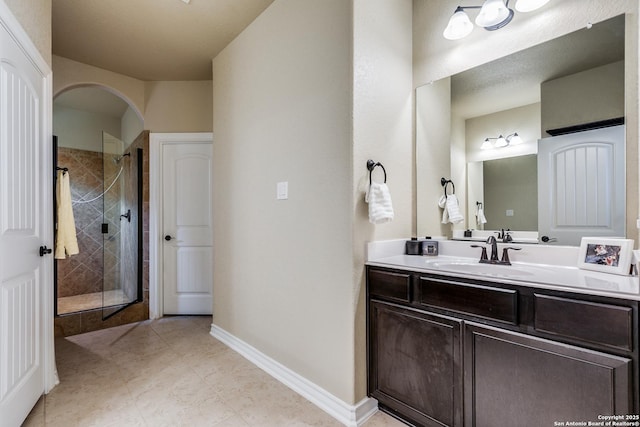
[369, 301, 463, 426]
[464, 323, 633, 427]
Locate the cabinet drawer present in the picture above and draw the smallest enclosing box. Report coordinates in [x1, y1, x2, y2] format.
[368, 269, 411, 302]
[534, 294, 633, 351]
[419, 277, 518, 324]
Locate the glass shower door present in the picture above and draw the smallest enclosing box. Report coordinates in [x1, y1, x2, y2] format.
[102, 132, 141, 319]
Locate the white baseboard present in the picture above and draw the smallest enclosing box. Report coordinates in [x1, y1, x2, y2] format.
[210, 324, 378, 427]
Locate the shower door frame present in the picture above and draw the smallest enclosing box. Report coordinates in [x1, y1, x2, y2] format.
[101, 142, 144, 320]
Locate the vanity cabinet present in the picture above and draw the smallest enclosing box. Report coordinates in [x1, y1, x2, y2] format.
[369, 300, 463, 426]
[465, 323, 632, 426]
[366, 266, 639, 427]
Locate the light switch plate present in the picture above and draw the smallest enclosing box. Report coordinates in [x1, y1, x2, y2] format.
[277, 181, 288, 200]
[506, 209, 514, 217]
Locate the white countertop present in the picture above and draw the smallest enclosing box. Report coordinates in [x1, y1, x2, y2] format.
[367, 252, 640, 301]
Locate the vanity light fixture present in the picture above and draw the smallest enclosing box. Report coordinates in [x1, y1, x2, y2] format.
[482, 133, 523, 149]
[443, 0, 551, 40]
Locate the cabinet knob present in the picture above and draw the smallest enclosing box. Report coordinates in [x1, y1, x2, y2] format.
[165, 235, 172, 241]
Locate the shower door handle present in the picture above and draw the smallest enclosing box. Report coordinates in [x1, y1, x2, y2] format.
[165, 235, 173, 241]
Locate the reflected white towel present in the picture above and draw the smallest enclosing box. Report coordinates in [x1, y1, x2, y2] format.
[476, 206, 487, 225]
[439, 194, 463, 224]
[55, 171, 79, 259]
[366, 182, 394, 224]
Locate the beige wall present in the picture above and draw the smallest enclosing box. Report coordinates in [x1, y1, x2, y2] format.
[4, 0, 51, 66]
[415, 79, 452, 238]
[53, 55, 146, 117]
[413, 1, 639, 244]
[541, 60, 624, 133]
[53, 56, 213, 134]
[53, 105, 121, 152]
[144, 81, 212, 132]
[212, 0, 412, 404]
[121, 106, 144, 146]
[212, 0, 354, 403]
[352, 0, 413, 400]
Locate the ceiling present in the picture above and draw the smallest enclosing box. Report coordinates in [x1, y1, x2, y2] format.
[52, 0, 276, 81]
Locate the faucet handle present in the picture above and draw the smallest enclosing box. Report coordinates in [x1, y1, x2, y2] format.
[470, 244, 488, 262]
[501, 247, 522, 265]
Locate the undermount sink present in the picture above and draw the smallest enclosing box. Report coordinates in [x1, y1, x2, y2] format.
[427, 261, 539, 277]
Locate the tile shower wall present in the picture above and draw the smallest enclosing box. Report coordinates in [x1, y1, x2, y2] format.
[56, 147, 104, 297]
[55, 131, 150, 336]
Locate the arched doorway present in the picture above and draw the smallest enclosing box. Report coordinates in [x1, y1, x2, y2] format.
[53, 85, 149, 335]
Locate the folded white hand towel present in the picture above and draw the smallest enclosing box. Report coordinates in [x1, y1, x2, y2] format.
[55, 170, 80, 259]
[445, 194, 464, 224]
[366, 182, 394, 224]
[476, 206, 487, 225]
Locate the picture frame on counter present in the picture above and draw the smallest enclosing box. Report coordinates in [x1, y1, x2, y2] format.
[577, 237, 634, 276]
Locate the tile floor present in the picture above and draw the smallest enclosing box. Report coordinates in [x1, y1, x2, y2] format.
[22, 316, 405, 427]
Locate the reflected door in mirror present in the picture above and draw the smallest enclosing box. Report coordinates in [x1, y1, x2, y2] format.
[538, 125, 625, 246]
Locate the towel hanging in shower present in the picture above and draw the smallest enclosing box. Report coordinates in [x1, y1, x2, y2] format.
[55, 170, 79, 259]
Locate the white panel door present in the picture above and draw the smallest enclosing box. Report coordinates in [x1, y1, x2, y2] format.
[162, 141, 213, 315]
[0, 18, 48, 427]
[538, 125, 625, 246]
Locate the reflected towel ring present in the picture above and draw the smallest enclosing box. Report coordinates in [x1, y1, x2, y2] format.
[367, 159, 387, 185]
[441, 177, 455, 196]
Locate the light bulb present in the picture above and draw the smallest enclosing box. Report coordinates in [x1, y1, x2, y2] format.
[481, 138, 493, 150]
[494, 135, 508, 148]
[475, 0, 510, 28]
[443, 8, 474, 40]
[515, 0, 550, 13]
[509, 133, 523, 145]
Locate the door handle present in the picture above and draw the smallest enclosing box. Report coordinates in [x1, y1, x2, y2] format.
[165, 235, 173, 241]
[39, 246, 52, 256]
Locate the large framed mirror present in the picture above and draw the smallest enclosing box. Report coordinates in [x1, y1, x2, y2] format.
[416, 14, 633, 246]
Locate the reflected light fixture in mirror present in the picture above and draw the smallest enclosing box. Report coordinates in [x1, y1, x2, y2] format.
[443, 0, 551, 40]
[482, 132, 523, 149]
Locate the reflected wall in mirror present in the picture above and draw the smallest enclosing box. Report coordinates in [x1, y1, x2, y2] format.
[416, 14, 626, 245]
[468, 154, 537, 232]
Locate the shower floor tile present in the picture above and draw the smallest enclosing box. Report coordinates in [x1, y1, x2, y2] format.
[57, 290, 128, 315]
